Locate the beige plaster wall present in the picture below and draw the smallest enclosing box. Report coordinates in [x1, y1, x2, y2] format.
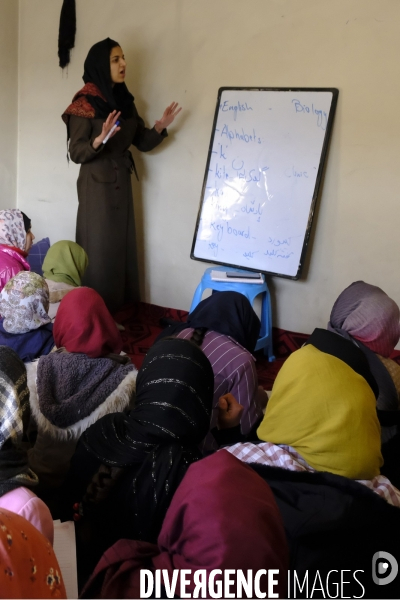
[17, 0, 400, 333]
[0, 0, 18, 208]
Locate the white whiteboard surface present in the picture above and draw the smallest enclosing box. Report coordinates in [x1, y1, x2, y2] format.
[191, 88, 338, 278]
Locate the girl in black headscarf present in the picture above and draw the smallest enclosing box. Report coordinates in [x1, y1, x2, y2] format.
[156, 291, 265, 452]
[60, 337, 213, 588]
[62, 38, 181, 313]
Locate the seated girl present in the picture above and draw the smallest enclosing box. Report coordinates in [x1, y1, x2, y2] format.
[0, 345, 53, 543]
[0, 209, 34, 292]
[81, 451, 289, 600]
[186, 282, 400, 482]
[0, 509, 66, 598]
[214, 327, 384, 481]
[219, 389, 400, 600]
[0, 271, 54, 362]
[328, 280, 400, 486]
[256, 327, 383, 480]
[156, 291, 265, 452]
[328, 280, 400, 414]
[42, 240, 88, 319]
[59, 337, 214, 586]
[27, 287, 137, 488]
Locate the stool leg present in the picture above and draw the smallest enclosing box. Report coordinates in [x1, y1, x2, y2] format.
[261, 290, 275, 362]
[189, 283, 205, 313]
[260, 292, 268, 340]
[265, 345, 275, 361]
[267, 294, 275, 362]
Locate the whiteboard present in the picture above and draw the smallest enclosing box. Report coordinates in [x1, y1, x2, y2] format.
[191, 88, 338, 279]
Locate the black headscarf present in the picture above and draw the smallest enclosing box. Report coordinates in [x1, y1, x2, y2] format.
[64, 339, 214, 575]
[120, 442, 202, 542]
[82, 38, 134, 119]
[80, 337, 214, 466]
[156, 291, 261, 353]
[20, 211, 31, 233]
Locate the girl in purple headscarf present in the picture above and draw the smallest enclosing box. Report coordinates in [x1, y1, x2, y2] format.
[328, 281, 400, 457]
[328, 280, 400, 359]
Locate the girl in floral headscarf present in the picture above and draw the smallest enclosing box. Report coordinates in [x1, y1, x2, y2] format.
[0, 271, 54, 362]
[0, 209, 35, 292]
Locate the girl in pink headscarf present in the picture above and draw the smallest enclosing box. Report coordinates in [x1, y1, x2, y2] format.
[0, 209, 34, 292]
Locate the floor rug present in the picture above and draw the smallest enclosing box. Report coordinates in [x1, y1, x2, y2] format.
[114, 301, 400, 390]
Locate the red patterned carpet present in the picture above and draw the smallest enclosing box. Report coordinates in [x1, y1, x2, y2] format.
[114, 301, 309, 389]
[114, 301, 400, 390]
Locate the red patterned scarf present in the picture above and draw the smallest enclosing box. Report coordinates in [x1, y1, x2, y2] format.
[62, 83, 106, 124]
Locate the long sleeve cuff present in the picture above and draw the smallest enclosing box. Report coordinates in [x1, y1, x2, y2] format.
[211, 425, 243, 447]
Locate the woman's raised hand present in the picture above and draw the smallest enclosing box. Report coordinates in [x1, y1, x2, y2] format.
[154, 102, 182, 133]
[92, 110, 121, 149]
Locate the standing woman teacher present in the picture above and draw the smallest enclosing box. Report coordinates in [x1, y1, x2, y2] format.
[62, 38, 181, 313]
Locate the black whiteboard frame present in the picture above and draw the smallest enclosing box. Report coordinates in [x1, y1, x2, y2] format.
[190, 86, 339, 280]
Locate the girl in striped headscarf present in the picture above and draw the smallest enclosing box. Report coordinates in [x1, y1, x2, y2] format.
[156, 291, 265, 453]
[61, 337, 214, 589]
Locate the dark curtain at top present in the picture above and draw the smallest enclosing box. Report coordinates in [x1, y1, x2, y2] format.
[58, 0, 76, 68]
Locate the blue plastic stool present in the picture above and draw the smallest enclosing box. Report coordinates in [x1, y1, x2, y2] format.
[190, 266, 275, 361]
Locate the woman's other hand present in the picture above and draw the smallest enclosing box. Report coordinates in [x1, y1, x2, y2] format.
[217, 393, 244, 430]
[92, 110, 121, 149]
[154, 102, 182, 133]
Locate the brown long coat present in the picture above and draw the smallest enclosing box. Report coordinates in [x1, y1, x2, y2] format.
[68, 106, 166, 313]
